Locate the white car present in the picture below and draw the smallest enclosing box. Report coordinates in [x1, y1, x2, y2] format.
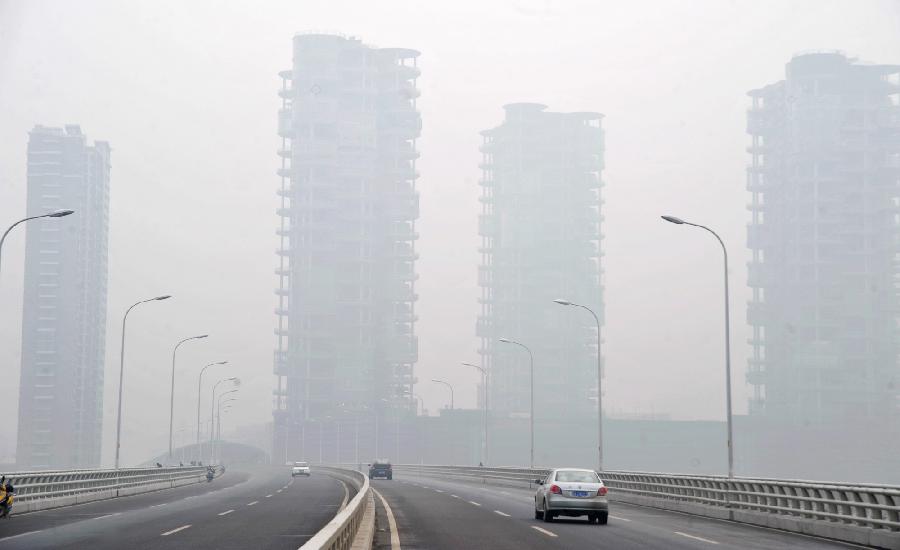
[534, 468, 609, 524]
[291, 461, 311, 477]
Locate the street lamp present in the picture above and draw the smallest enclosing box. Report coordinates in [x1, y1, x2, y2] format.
[0, 210, 74, 276]
[462, 362, 488, 466]
[553, 299, 603, 472]
[499, 337, 535, 469]
[661, 214, 735, 478]
[114, 294, 171, 469]
[197, 361, 228, 454]
[169, 334, 208, 462]
[431, 379, 454, 410]
[211, 379, 239, 441]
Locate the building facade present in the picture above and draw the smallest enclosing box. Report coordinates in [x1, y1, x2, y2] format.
[477, 104, 604, 461]
[274, 34, 421, 461]
[747, 52, 900, 425]
[16, 125, 110, 469]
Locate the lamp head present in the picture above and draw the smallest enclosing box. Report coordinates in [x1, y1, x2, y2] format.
[155, 295, 172, 301]
[661, 215, 686, 225]
[49, 209, 75, 217]
[553, 299, 573, 306]
[499, 338, 512, 344]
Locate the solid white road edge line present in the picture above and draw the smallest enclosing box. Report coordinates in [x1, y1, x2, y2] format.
[0, 530, 41, 542]
[675, 532, 719, 545]
[339, 480, 350, 511]
[373, 488, 401, 550]
[161, 525, 192, 536]
[218, 509, 234, 516]
[531, 526, 558, 537]
[609, 515, 631, 522]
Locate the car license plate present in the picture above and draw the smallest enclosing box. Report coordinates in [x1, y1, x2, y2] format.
[573, 490, 589, 497]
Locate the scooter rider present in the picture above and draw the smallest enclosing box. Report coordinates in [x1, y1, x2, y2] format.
[0, 476, 15, 518]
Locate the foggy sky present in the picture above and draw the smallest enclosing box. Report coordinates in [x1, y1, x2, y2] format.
[1, 0, 898, 466]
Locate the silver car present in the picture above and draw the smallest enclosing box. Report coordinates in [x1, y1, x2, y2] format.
[534, 468, 609, 524]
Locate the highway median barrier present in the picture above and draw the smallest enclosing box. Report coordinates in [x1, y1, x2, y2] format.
[301, 466, 373, 550]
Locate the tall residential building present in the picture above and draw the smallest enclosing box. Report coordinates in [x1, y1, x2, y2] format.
[747, 52, 900, 425]
[478, 104, 604, 454]
[274, 34, 420, 461]
[16, 125, 110, 469]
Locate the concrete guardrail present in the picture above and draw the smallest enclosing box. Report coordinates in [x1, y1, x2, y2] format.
[300, 466, 373, 550]
[394, 464, 900, 550]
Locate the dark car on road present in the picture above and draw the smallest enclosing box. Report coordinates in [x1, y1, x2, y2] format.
[368, 460, 392, 480]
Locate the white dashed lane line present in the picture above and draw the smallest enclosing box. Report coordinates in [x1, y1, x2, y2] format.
[531, 526, 558, 538]
[266, 494, 273, 498]
[247, 501, 259, 506]
[494, 510, 510, 517]
[675, 532, 719, 545]
[435, 489, 444, 493]
[468, 501, 482, 507]
[161, 525, 192, 536]
[610, 515, 631, 522]
[218, 509, 234, 516]
[450, 494, 460, 499]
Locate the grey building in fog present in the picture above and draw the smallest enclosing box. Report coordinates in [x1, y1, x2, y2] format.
[274, 34, 421, 462]
[16, 125, 110, 469]
[477, 104, 604, 457]
[747, 52, 900, 425]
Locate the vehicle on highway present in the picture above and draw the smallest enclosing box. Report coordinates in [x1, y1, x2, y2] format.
[291, 461, 311, 477]
[206, 466, 215, 482]
[0, 476, 15, 518]
[534, 468, 608, 524]
[368, 460, 392, 480]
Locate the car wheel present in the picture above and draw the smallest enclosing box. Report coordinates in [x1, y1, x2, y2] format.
[597, 512, 608, 525]
[542, 500, 553, 523]
[534, 504, 543, 520]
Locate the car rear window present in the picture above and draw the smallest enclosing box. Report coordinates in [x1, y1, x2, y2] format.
[555, 470, 600, 483]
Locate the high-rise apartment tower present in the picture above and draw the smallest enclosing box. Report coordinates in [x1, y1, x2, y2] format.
[274, 34, 421, 461]
[478, 104, 604, 459]
[16, 125, 110, 469]
[747, 52, 900, 425]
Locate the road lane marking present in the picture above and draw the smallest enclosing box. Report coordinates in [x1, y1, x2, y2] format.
[675, 532, 719, 544]
[494, 510, 510, 517]
[0, 531, 41, 542]
[93, 513, 120, 520]
[277, 489, 283, 493]
[435, 489, 444, 493]
[450, 494, 460, 498]
[531, 526, 557, 538]
[218, 509, 234, 516]
[468, 500, 482, 506]
[610, 515, 631, 522]
[373, 488, 401, 550]
[151, 503, 167, 508]
[247, 500, 259, 506]
[266, 494, 273, 498]
[339, 480, 350, 511]
[161, 525, 192, 536]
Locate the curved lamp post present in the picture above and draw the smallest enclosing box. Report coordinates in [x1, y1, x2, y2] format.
[430, 379, 454, 410]
[661, 214, 734, 478]
[553, 299, 603, 472]
[115, 294, 172, 469]
[169, 334, 208, 461]
[0, 210, 74, 277]
[499, 337, 534, 468]
[196, 361, 228, 452]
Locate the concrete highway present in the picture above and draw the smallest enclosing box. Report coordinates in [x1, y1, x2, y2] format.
[371, 472, 869, 550]
[0, 466, 347, 549]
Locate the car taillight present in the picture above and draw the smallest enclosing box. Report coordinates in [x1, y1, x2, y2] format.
[597, 486, 608, 496]
[549, 484, 562, 494]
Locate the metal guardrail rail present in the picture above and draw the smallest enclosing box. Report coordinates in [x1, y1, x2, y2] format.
[300, 466, 372, 550]
[2, 466, 219, 514]
[394, 464, 900, 549]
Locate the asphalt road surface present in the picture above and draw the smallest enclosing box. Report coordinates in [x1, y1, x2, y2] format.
[370, 472, 868, 550]
[0, 466, 346, 550]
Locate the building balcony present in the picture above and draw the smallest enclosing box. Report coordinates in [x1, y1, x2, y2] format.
[274, 307, 289, 316]
[275, 287, 290, 297]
